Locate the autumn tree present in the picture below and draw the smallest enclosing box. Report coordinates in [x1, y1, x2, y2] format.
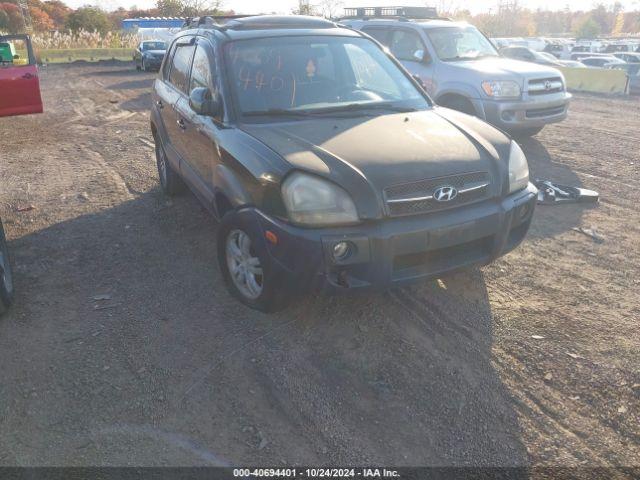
[0, 2, 24, 33]
[29, 6, 54, 31]
[41, 0, 70, 29]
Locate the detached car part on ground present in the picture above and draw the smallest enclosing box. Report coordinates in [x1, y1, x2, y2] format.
[0, 34, 43, 117]
[0, 219, 14, 315]
[150, 15, 537, 312]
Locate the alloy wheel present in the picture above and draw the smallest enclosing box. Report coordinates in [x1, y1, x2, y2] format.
[226, 229, 263, 300]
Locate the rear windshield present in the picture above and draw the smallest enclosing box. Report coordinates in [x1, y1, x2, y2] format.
[143, 42, 166, 51]
[223, 35, 429, 116]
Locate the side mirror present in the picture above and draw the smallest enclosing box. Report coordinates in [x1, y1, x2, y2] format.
[189, 87, 220, 117]
[415, 49, 431, 64]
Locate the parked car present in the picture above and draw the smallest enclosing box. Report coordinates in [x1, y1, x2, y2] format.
[580, 56, 626, 68]
[150, 14, 537, 311]
[544, 42, 572, 60]
[557, 60, 585, 68]
[0, 34, 43, 117]
[570, 52, 611, 61]
[607, 63, 640, 95]
[0, 218, 14, 315]
[342, 11, 571, 137]
[134, 40, 167, 71]
[612, 52, 640, 64]
[500, 46, 563, 66]
[603, 43, 637, 53]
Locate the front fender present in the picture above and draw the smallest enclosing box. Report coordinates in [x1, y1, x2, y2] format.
[435, 83, 487, 120]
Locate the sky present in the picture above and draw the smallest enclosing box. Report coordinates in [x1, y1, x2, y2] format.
[64, 0, 640, 14]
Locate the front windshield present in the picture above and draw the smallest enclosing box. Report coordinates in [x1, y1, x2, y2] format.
[426, 26, 498, 61]
[535, 51, 559, 62]
[223, 36, 429, 116]
[143, 41, 166, 51]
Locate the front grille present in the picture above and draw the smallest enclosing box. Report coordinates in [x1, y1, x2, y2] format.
[384, 172, 491, 217]
[525, 105, 565, 118]
[528, 77, 564, 96]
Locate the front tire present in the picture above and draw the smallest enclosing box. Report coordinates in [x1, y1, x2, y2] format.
[217, 212, 289, 313]
[0, 220, 15, 315]
[154, 136, 185, 196]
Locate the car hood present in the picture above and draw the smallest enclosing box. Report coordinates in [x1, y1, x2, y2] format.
[144, 50, 166, 56]
[241, 109, 509, 219]
[448, 57, 563, 81]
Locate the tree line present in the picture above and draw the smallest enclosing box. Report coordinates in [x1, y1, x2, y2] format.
[0, 0, 229, 34]
[1, 0, 638, 38]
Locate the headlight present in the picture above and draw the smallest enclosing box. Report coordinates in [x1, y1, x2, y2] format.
[508, 141, 529, 193]
[281, 172, 358, 226]
[481, 80, 521, 98]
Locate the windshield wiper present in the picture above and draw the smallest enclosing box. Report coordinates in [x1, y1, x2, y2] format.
[312, 103, 419, 114]
[243, 108, 318, 118]
[443, 54, 497, 62]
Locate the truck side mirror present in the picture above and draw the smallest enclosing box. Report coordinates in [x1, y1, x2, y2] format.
[189, 87, 220, 117]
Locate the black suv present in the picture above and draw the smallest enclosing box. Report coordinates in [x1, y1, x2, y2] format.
[150, 15, 537, 312]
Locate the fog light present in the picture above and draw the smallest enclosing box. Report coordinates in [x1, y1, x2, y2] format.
[333, 241, 352, 261]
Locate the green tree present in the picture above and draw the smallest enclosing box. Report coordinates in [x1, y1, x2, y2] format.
[65, 6, 110, 33]
[573, 17, 601, 39]
[156, 0, 183, 16]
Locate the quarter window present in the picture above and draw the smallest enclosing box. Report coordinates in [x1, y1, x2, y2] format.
[169, 42, 196, 93]
[362, 27, 391, 46]
[189, 43, 213, 93]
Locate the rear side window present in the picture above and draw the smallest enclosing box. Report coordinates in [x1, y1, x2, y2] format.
[389, 30, 425, 62]
[169, 43, 196, 93]
[362, 27, 391, 46]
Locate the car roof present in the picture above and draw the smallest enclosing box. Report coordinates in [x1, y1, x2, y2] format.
[179, 15, 362, 42]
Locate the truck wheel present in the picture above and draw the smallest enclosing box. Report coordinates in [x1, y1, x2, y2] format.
[155, 136, 185, 196]
[512, 127, 544, 138]
[0, 220, 15, 315]
[217, 212, 289, 313]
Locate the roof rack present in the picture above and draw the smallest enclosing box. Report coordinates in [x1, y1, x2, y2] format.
[341, 6, 444, 21]
[182, 14, 254, 29]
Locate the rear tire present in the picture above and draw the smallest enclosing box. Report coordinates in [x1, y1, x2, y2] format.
[0, 219, 15, 315]
[155, 136, 185, 196]
[512, 126, 544, 138]
[217, 212, 290, 313]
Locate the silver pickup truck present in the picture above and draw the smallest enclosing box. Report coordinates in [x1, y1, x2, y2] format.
[343, 9, 571, 137]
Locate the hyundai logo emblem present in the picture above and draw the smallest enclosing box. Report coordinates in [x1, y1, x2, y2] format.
[434, 185, 458, 202]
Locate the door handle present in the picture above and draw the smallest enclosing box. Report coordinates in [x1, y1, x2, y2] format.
[156, 100, 164, 109]
[21, 73, 34, 79]
[177, 118, 186, 130]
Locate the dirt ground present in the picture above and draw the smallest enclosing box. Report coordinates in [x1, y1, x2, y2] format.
[0, 62, 638, 471]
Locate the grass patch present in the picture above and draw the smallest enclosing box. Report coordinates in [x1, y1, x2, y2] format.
[37, 48, 134, 64]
